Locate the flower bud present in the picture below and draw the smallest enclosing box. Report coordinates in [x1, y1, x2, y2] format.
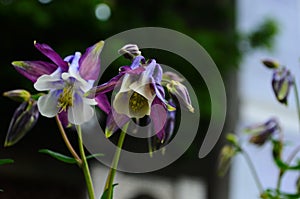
[262, 59, 280, 69]
[5, 100, 39, 147]
[218, 145, 237, 176]
[246, 118, 280, 146]
[162, 71, 184, 83]
[3, 89, 31, 102]
[118, 44, 141, 60]
[167, 80, 194, 113]
[226, 133, 239, 147]
[272, 67, 294, 105]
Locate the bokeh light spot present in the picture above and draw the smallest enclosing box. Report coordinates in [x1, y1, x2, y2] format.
[38, 0, 52, 4]
[95, 3, 111, 21]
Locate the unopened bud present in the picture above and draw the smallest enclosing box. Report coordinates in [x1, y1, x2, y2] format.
[162, 71, 184, 83]
[167, 80, 194, 113]
[3, 89, 31, 102]
[5, 100, 39, 147]
[218, 145, 237, 176]
[118, 44, 141, 60]
[262, 59, 280, 69]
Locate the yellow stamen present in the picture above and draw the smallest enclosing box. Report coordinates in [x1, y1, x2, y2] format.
[129, 92, 148, 116]
[58, 84, 74, 112]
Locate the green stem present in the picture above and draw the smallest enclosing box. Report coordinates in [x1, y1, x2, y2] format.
[287, 144, 300, 164]
[104, 123, 128, 199]
[242, 149, 264, 193]
[77, 125, 95, 199]
[293, 79, 300, 133]
[55, 116, 82, 166]
[276, 170, 284, 197]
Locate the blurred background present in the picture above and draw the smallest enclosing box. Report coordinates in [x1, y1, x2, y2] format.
[0, 0, 295, 199]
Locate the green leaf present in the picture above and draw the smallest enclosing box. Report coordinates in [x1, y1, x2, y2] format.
[263, 189, 300, 199]
[0, 159, 14, 165]
[39, 149, 104, 164]
[39, 149, 78, 164]
[271, 140, 300, 171]
[101, 184, 118, 199]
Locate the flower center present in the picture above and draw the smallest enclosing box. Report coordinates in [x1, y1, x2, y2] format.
[129, 92, 148, 117]
[58, 84, 74, 112]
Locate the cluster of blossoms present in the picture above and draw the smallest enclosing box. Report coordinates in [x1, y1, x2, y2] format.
[4, 41, 194, 148]
[218, 59, 300, 199]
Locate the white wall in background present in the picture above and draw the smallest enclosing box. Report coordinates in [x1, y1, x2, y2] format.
[90, 166, 206, 199]
[233, 0, 300, 199]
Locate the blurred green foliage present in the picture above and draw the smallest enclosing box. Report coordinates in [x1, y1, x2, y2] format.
[0, 0, 277, 150]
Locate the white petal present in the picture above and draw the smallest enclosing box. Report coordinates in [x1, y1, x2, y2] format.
[34, 74, 64, 91]
[68, 52, 81, 76]
[83, 97, 97, 105]
[113, 91, 131, 116]
[68, 93, 94, 125]
[118, 73, 136, 93]
[37, 90, 61, 117]
[62, 71, 92, 93]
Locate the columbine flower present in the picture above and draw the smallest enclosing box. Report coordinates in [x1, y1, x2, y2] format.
[12, 41, 107, 125]
[97, 44, 193, 142]
[113, 58, 163, 119]
[262, 59, 294, 105]
[245, 118, 280, 146]
[103, 56, 171, 138]
[272, 67, 294, 105]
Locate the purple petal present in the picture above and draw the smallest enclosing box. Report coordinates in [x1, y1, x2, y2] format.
[95, 94, 111, 114]
[79, 41, 104, 81]
[130, 56, 144, 70]
[96, 73, 125, 94]
[12, 61, 58, 82]
[150, 97, 167, 140]
[34, 42, 68, 71]
[152, 63, 163, 83]
[95, 65, 144, 95]
[126, 66, 145, 75]
[105, 110, 130, 138]
[153, 83, 166, 103]
[58, 110, 69, 127]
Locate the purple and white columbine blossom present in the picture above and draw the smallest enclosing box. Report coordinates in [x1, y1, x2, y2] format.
[12, 41, 108, 125]
[96, 56, 173, 139]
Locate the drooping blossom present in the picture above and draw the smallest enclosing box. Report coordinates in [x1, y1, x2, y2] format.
[272, 67, 294, 105]
[262, 59, 294, 105]
[245, 118, 280, 146]
[97, 44, 194, 142]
